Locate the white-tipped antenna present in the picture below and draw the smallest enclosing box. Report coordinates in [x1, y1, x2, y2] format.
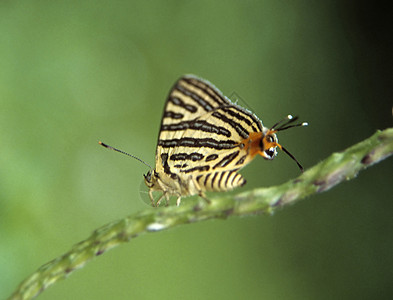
[271, 115, 294, 130]
[274, 115, 308, 131]
[99, 141, 152, 169]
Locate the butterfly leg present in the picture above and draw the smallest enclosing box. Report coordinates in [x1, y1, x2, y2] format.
[154, 179, 172, 206]
[192, 177, 211, 204]
[164, 193, 170, 207]
[176, 195, 182, 206]
[148, 190, 156, 207]
[198, 192, 211, 204]
[155, 193, 165, 207]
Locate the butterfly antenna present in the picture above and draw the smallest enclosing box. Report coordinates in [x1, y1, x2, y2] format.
[99, 141, 152, 169]
[272, 115, 308, 131]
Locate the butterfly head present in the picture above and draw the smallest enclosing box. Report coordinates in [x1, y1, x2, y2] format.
[144, 169, 161, 189]
[144, 170, 152, 186]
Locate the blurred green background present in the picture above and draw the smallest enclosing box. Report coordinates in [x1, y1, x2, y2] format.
[1, 1, 392, 299]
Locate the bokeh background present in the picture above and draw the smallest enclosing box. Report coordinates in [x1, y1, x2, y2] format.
[1, 1, 392, 299]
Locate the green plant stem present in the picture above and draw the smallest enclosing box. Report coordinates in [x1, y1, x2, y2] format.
[8, 128, 393, 300]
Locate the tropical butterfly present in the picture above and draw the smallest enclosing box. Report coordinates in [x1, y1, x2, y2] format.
[141, 75, 308, 207]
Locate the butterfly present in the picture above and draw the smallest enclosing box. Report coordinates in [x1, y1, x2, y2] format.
[142, 75, 307, 207]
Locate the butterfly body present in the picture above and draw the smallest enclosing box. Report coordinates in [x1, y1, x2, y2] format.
[144, 75, 303, 207]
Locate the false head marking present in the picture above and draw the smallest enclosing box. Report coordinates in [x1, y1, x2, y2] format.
[240, 115, 308, 170]
[260, 130, 280, 160]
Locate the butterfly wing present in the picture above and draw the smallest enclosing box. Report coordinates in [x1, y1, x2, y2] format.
[153, 74, 268, 201]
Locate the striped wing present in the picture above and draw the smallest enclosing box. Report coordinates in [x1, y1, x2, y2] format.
[156, 75, 264, 193]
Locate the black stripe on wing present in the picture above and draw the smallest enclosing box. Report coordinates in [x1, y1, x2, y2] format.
[181, 165, 210, 174]
[170, 152, 205, 161]
[182, 75, 231, 107]
[211, 111, 249, 139]
[158, 137, 238, 150]
[195, 168, 246, 192]
[213, 151, 240, 169]
[220, 106, 262, 133]
[175, 84, 215, 112]
[168, 97, 198, 113]
[164, 111, 184, 120]
[161, 119, 231, 137]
